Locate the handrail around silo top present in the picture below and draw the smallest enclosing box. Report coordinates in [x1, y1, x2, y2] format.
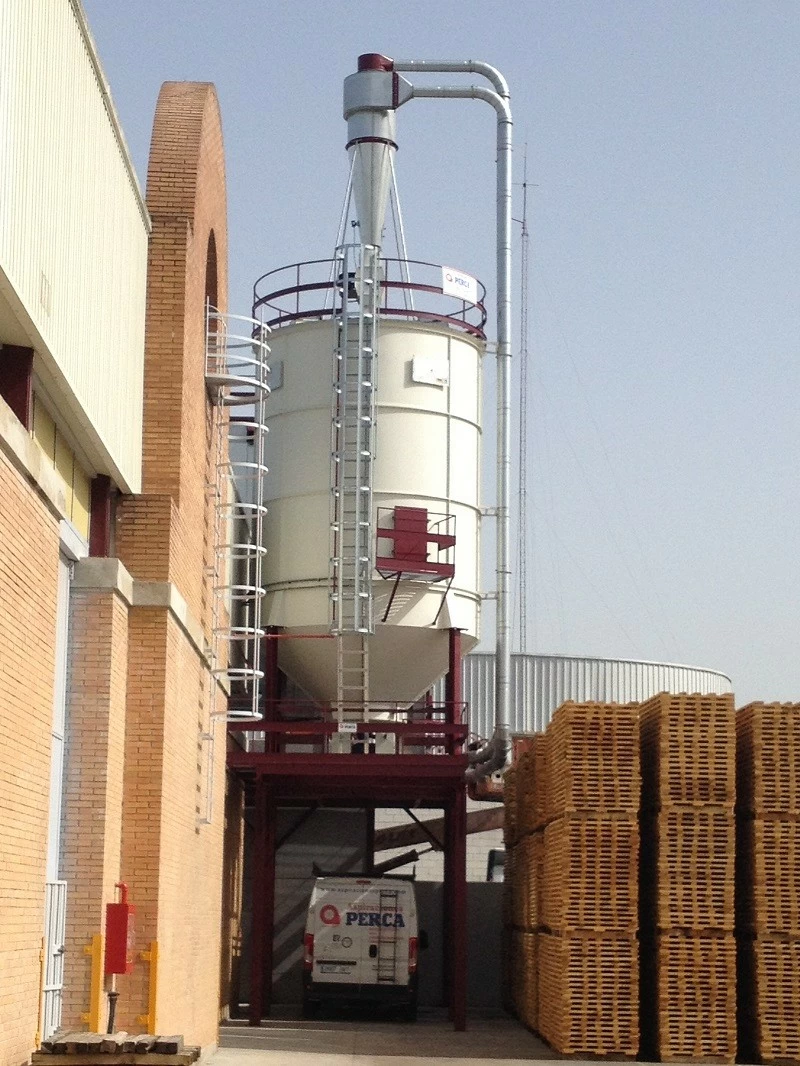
[252, 257, 487, 339]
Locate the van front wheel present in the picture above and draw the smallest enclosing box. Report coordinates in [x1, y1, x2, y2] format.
[301, 995, 319, 1019]
[400, 1000, 417, 1022]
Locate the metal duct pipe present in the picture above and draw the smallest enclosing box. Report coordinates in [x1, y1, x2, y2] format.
[393, 59, 510, 100]
[404, 73, 513, 775]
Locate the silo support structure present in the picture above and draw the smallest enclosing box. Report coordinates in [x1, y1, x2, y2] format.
[443, 786, 467, 1029]
[249, 778, 276, 1026]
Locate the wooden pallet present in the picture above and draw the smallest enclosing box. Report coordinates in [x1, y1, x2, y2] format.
[547, 701, 640, 821]
[511, 928, 538, 1032]
[737, 702, 800, 819]
[538, 932, 639, 1056]
[738, 934, 800, 1064]
[34, 1033, 198, 1065]
[511, 832, 540, 931]
[503, 763, 518, 846]
[640, 693, 735, 811]
[737, 817, 800, 935]
[641, 806, 735, 932]
[640, 931, 737, 1063]
[531, 732, 549, 830]
[542, 815, 639, 934]
[503, 843, 515, 926]
[516, 748, 536, 837]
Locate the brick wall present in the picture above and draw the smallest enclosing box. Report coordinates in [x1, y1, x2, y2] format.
[119, 81, 228, 635]
[0, 448, 60, 1066]
[61, 579, 129, 1029]
[112, 81, 229, 1047]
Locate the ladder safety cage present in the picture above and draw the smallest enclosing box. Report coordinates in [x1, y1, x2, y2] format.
[205, 305, 271, 723]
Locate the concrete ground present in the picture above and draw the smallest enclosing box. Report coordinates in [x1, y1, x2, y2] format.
[214, 1009, 565, 1065]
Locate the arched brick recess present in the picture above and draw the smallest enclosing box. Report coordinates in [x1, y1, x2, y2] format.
[117, 82, 228, 631]
[112, 84, 230, 1046]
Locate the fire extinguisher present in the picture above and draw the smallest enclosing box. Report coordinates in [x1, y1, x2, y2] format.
[104, 883, 135, 1032]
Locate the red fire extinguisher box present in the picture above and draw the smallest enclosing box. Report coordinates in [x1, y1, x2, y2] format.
[105, 884, 135, 975]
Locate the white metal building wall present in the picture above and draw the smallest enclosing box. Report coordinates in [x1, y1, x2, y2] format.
[0, 0, 149, 492]
[434, 652, 733, 739]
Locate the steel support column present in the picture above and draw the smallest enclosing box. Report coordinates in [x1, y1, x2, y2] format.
[364, 805, 375, 874]
[442, 801, 454, 1012]
[449, 785, 467, 1030]
[445, 629, 463, 755]
[248, 778, 275, 1025]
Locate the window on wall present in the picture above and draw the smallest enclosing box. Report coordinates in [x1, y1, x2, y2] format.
[31, 393, 91, 539]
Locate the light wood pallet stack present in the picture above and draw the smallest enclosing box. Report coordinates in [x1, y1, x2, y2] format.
[737, 702, 800, 1065]
[503, 737, 546, 1031]
[640, 693, 737, 1063]
[538, 702, 640, 1057]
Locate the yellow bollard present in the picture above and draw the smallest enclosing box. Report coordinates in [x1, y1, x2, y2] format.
[82, 934, 104, 1031]
[137, 941, 158, 1035]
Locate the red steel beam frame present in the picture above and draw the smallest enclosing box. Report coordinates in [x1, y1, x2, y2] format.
[448, 786, 467, 1030]
[446, 628, 463, 755]
[442, 798, 453, 1012]
[364, 805, 375, 874]
[249, 778, 276, 1025]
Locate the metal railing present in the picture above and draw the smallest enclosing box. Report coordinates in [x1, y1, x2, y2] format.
[253, 257, 487, 339]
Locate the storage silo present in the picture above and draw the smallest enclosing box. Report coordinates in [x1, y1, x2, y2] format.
[254, 264, 485, 706]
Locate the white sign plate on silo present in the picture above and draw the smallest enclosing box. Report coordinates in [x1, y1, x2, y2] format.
[412, 354, 449, 387]
[441, 266, 478, 304]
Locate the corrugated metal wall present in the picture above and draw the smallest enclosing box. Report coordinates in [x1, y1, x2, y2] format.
[0, 0, 148, 491]
[435, 653, 733, 738]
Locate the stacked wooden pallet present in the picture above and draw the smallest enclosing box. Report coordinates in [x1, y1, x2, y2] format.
[640, 693, 737, 1063]
[737, 702, 800, 1065]
[538, 702, 640, 1057]
[502, 736, 546, 1031]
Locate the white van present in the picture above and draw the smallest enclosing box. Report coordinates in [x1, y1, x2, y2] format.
[302, 876, 421, 1019]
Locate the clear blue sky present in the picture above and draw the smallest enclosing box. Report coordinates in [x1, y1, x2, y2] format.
[83, 0, 800, 705]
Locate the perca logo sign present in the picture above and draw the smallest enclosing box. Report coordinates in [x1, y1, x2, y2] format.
[319, 904, 340, 926]
[345, 911, 405, 928]
[441, 266, 478, 305]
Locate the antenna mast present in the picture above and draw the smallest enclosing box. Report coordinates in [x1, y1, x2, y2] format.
[516, 151, 530, 652]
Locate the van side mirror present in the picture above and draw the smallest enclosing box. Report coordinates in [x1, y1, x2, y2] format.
[419, 930, 429, 951]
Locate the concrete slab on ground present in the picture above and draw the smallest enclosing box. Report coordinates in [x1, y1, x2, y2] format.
[215, 1010, 560, 1064]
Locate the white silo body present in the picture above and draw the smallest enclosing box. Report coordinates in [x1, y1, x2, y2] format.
[263, 314, 483, 705]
